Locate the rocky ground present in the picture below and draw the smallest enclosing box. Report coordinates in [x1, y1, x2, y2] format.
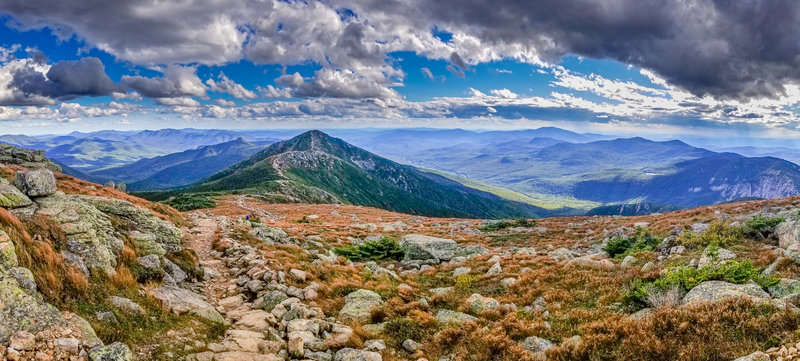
[6, 144, 800, 360]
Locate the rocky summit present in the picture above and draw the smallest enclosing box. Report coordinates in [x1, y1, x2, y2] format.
[6, 143, 800, 361]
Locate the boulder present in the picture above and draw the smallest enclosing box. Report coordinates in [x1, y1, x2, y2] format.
[776, 213, 800, 249]
[0, 178, 31, 208]
[88, 342, 133, 361]
[452, 267, 471, 277]
[434, 309, 478, 325]
[548, 248, 576, 261]
[682, 281, 770, 304]
[339, 289, 383, 324]
[566, 257, 616, 271]
[249, 223, 290, 244]
[14, 169, 57, 197]
[334, 348, 382, 361]
[522, 336, 554, 353]
[698, 247, 736, 267]
[107, 296, 145, 315]
[0, 230, 18, 270]
[486, 262, 502, 276]
[400, 234, 458, 262]
[466, 293, 500, 313]
[767, 278, 800, 298]
[620, 255, 638, 267]
[150, 287, 223, 324]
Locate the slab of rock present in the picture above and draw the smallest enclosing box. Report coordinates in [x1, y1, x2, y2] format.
[0, 271, 67, 342]
[400, 234, 457, 262]
[0, 230, 18, 270]
[107, 296, 145, 315]
[452, 267, 471, 277]
[250, 223, 290, 244]
[776, 214, 800, 249]
[733, 351, 770, 361]
[434, 309, 477, 325]
[682, 281, 770, 304]
[0, 178, 31, 208]
[150, 287, 223, 324]
[212, 351, 282, 361]
[339, 289, 382, 324]
[14, 169, 57, 197]
[698, 247, 736, 267]
[768, 278, 800, 298]
[486, 262, 502, 275]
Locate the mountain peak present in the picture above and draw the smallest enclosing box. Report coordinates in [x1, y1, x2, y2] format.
[277, 130, 345, 153]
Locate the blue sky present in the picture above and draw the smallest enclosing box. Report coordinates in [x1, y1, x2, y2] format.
[1, 0, 800, 140]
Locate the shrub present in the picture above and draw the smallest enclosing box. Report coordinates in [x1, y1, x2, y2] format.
[454, 274, 480, 292]
[624, 260, 779, 308]
[677, 221, 742, 248]
[604, 227, 660, 258]
[479, 218, 537, 232]
[164, 193, 216, 212]
[743, 215, 785, 237]
[333, 238, 403, 262]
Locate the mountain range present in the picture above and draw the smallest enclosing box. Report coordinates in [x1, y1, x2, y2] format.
[5, 127, 800, 217]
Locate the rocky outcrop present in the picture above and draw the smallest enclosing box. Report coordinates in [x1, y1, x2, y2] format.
[434, 309, 477, 325]
[250, 223, 290, 244]
[88, 342, 133, 361]
[0, 144, 60, 172]
[13, 192, 183, 276]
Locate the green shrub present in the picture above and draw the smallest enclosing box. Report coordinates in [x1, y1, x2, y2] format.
[743, 215, 785, 237]
[604, 227, 661, 258]
[479, 218, 537, 231]
[164, 193, 216, 212]
[677, 221, 742, 248]
[333, 238, 403, 261]
[624, 260, 779, 308]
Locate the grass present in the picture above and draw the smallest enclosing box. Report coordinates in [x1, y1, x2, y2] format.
[677, 221, 743, 248]
[333, 238, 403, 262]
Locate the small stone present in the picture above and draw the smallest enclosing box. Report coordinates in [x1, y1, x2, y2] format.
[9, 331, 36, 351]
[403, 339, 420, 352]
[452, 267, 471, 277]
[486, 262, 502, 276]
[289, 269, 307, 282]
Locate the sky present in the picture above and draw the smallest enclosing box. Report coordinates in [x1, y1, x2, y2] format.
[2, 0, 800, 139]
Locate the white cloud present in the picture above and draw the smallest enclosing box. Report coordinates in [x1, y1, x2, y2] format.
[206, 72, 256, 100]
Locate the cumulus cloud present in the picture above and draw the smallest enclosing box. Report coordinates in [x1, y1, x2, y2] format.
[122, 65, 206, 99]
[205, 72, 256, 100]
[277, 68, 401, 99]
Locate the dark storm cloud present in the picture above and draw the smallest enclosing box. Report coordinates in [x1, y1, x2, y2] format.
[9, 57, 123, 101]
[385, 0, 800, 99]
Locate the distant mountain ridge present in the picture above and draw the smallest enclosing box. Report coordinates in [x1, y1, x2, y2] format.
[183, 130, 554, 218]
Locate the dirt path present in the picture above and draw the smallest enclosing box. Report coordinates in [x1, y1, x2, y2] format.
[235, 195, 281, 222]
[183, 211, 233, 304]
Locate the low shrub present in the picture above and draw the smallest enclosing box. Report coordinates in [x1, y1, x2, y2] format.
[333, 238, 403, 262]
[677, 221, 742, 248]
[604, 227, 660, 258]
[624, 260, 778, 307]
[479, 218, 537, 232]
[743, 215, 785, 237]
[164, 193, 216, 212]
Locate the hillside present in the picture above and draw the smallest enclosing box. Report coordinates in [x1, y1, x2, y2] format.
[45, 138, 163, 170]
[91, 137, 267, 191]
[185, 130, 554, 218]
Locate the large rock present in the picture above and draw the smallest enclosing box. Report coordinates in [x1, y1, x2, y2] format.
[682, 281, 770, 304]
[767, 278, 800, 298]
[0, 177, 32, 208]
[338, 289, 382, 324]
[334, 348, 382, 361]
[434, 309, 478, 325]
[14, 169, 57, 197]
[399, 234, 457, 262]
[776, 213, 800, 249]
[249, 223, 290, 244]
[522, 336, 554, 353]
[0, 270, 67, 342]
[150, 287, 224, 325]
[0, 143, 61, 171]
[88, 342, 132, 361]
[466, 293, 500, 313]
[0, 230, 18, 270]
